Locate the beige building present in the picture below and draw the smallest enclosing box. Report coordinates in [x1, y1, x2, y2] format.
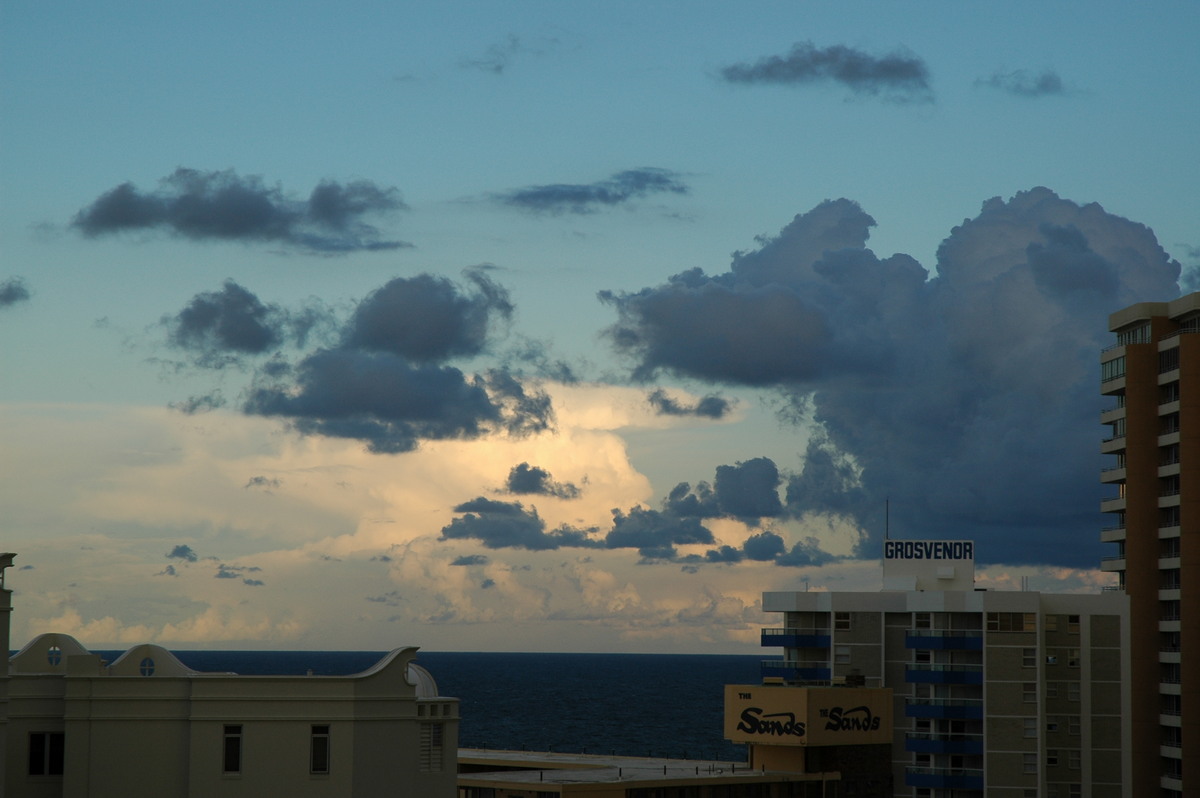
[1101, 293, 1200, 798]
[760, 542, 1130, 798]
[0, 554, 458, 797]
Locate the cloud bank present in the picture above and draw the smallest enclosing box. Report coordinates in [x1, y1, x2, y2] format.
[73, 168, 408, 253]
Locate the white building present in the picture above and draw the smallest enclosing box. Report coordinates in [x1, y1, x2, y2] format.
[0, 554, 458, 797]
[759, 541, 1130, 798]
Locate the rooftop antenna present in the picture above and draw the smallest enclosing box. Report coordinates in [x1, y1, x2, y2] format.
[885, 497, 890, 540]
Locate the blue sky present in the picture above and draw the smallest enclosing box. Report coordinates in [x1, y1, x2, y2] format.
[1, 1, 1196, 652]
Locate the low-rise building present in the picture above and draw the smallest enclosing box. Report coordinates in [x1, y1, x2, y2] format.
[0, 554, 458, 797]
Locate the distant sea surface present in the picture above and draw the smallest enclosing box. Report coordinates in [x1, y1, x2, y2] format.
[94, 650, 761, 761]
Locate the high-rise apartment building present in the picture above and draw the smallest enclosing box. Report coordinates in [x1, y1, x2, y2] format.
[1101, 293, 1200, 797]
[759, 542, 1130, 797]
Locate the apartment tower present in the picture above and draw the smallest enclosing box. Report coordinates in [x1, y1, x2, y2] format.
[1100, 293, 1200, 797]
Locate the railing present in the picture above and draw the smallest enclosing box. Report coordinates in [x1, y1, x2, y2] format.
[1161, 583, 1181, 591]
[905, 629, 982, 637]
[1101, 434, 1126, 444]
[1100, 555, 1125, 562]
[906, 698, 983, 708]
[906, 663, 983, 673]
[761, 659, 829, 669]
[905, 731, 983, 741]
[760, 627, 828, 637]
[1100, 525, 1125, 532]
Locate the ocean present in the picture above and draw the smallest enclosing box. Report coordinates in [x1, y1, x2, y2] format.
[95, 650, 762, 762]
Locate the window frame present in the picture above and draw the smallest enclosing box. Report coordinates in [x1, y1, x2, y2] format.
[28, 732, 65, 777]
[223, 724, 243, 775]
[310, 724, 331, 775]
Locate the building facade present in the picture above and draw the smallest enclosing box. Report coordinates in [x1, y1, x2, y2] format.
[0, 555, 458, 798]
[1101, 293, 1200, 797]
[759, 543, 1130, 798]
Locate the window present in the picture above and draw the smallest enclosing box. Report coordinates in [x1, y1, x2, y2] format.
[28, 732, 65, 776]
[46, 646, 62, 666]
[1117, 324, 1150, 346]
[1101, 356, 1125, 382]
[1044, 614, 1058, 632]
[1068, 716, 1080, 735]
[914, 612, 931, 629]
[1068, 784, 1081, 798]
[139, 657, 155, 676]
[1067, 682, 1080, 702]
[1068, 750, 1080, 770]
[419, 723, 444, 772]
[834, 646, 850, 664]
[1067, 649, 1080, 668]
[914, 649, 931, 664]
[834, 612, 851, 631]
[310, 725, 330, 775]
[1023, 753, 1037, 774]
[1023, 648, 1037, 668]
[1046, 719, 1059, 733]
[1023, 682, 1037, 703]
[1023, 718, 1037, 738]
[987, 612, 1035, 632]
[223, 725, 242, 775]
[1067, 615, 1080, 634]
[1047, 749, 1059, 767]
[1047, 682, 1059, 698]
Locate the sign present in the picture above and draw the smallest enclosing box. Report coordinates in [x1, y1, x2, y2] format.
[884, 540, 973, 560]
[724, 686, 892, 747]
[881, 539, 975, 591]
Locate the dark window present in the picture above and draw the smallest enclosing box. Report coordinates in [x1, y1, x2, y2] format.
[310, 725, 330, 774]
[29, 732, 65, 776]
[223, 725, 242, 774]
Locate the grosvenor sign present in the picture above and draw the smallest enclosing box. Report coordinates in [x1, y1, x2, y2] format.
[724, 685, 892, 747]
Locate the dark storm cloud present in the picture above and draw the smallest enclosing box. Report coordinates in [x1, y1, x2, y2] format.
[494, 168, 688, 215]
[664, 481, 721, 518]
[166, 544, 198, 562]
[0, 277, 31, 308]
[742, 531, 787, 562]
[977, 69, 1064, 97]
[345, 271, 512, 363]
[440, 498, 601, 550]
[714, 457, 783, 520]
[504, 462, 580, 499]
[72, 168, 408, 253]
[646, 389, 731, 419]
[451, 554, 490, 566]
[776, 538, 838, 567]
[721, 41, 932, 102]
[601, 188, 1181, 567]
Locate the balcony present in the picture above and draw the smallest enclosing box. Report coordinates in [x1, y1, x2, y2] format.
[1100, 556, 1125, 572]
[905, 629, 983, 650]
[760, 628, 831, 649]
[905, 663, 983, 685]
[1100, 436, 1126, 454]
[1100, 527, 1126, 543]
[904, 698, 984, 720]
[1099, 466, 1126, 483]
[1099, 496, 1126, 513]
[905, 767, 984, 791]
[760, 659, 830, 682]
[905, 731, 984, 755]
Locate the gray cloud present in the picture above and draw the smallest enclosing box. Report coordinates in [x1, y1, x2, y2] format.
[0, 278, 31, 308]
[605, 507, 715, 559]
[977, 69, 1064, 97]
[462, 34, 524, 74]
[493, 168, 688, 215]
[721, 41, 932, 102]
[440, 497, 601, 550]
[72, 168, 408, 253]
[169, 392, 226, 415]
[504, 462, 580, 499]
[244, 475, 281, 491]
[166, 544, 198, 562]
[601, 188, 1181, 567]
[646, 388, 731, 419]
[345, 271, 512, 363]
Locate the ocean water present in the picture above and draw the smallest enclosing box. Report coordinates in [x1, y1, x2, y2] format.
[98, 650, 762, 762]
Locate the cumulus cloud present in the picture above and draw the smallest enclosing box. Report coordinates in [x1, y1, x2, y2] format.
[977, 69, 1065, 97]
[72, 168, 408, 253]
[0, 277, 31, 308]
[646, 388, 731, 419]
[605, 507, 715, 560]
[720, 41, 932, 102]
[601, 188, 1181, 566]
[493, 168, 688, 215]
[504, 462, 580, 499]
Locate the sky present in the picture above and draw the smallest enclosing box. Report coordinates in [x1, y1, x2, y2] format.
[2, 1, 1197, 653]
